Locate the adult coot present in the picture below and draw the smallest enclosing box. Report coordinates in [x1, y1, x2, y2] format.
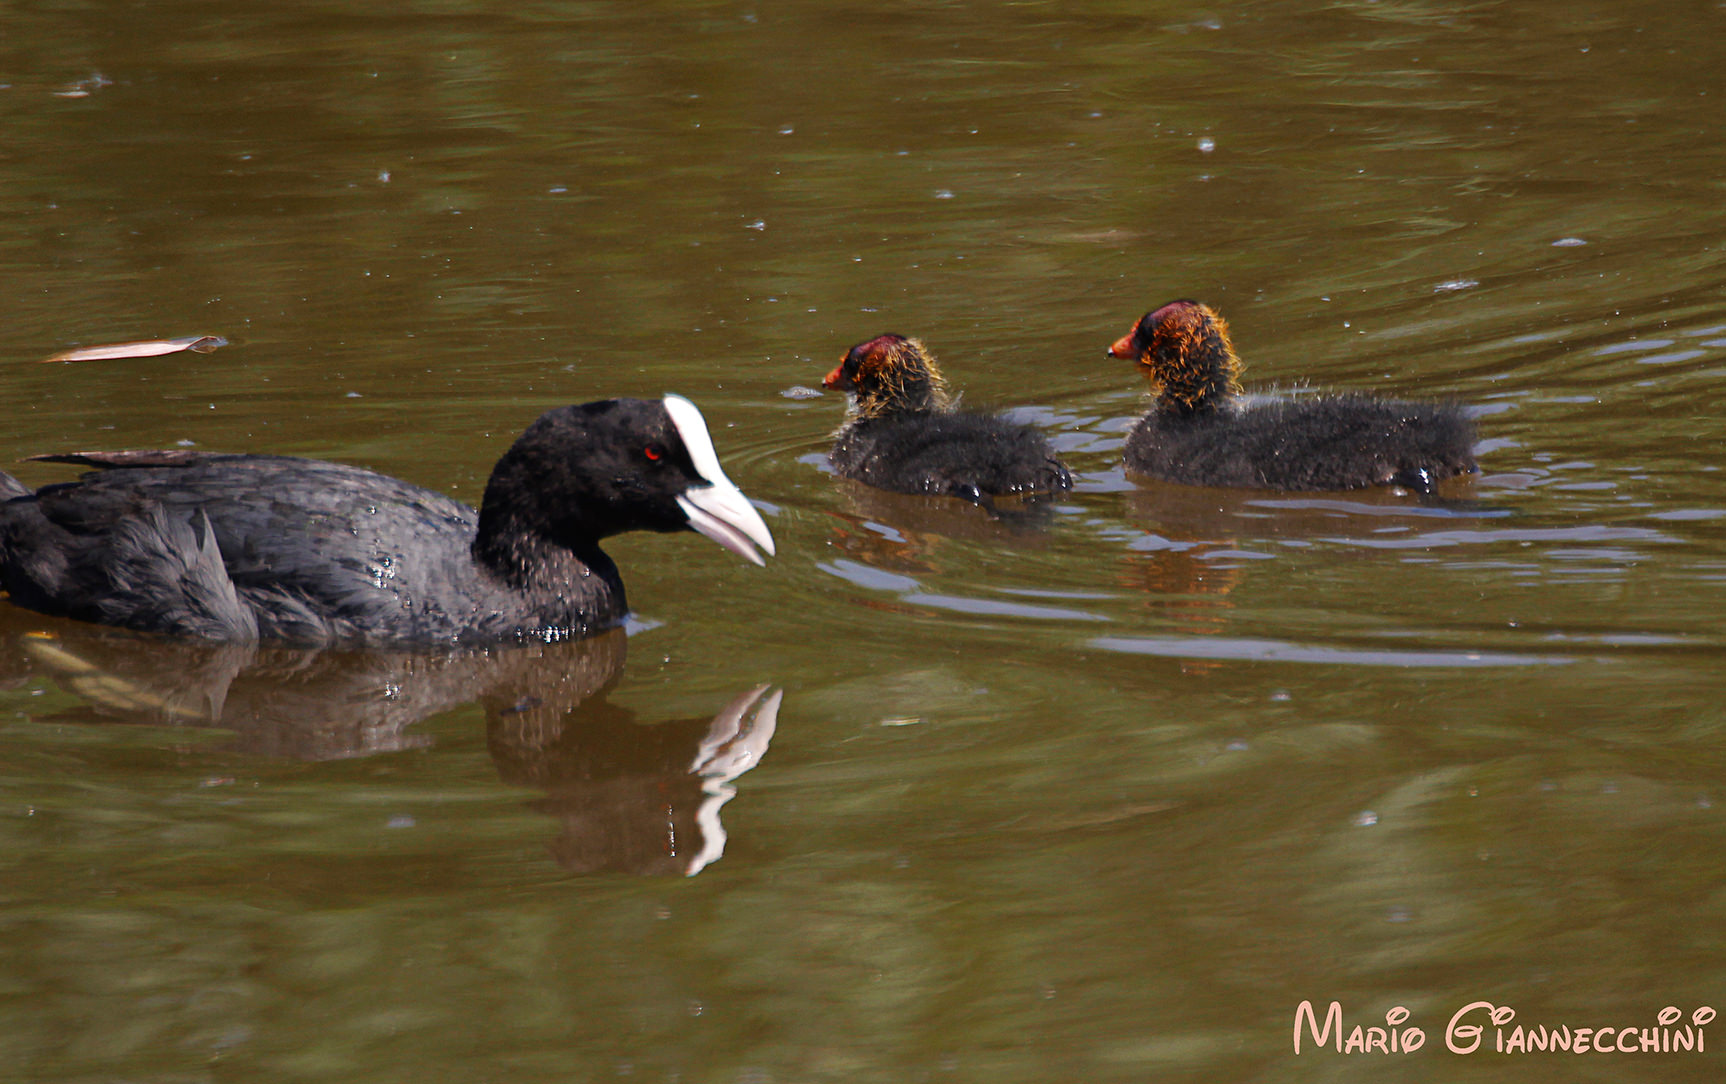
[1107, 300, 1477, 492]
[823, 334, 1071, 504]
[0, 395, 774, 645]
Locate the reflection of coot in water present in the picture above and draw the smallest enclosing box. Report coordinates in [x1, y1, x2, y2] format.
[14, 622, 629, 760]
[0, 396, 773, 645]
[1106, 301, 1477, 493]
[12, 622, 780, 876]
[489, 684, 781, 877]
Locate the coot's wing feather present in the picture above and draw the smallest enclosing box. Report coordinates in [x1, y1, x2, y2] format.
[44, 502, 259, 640]
[12, 454, 484, 643]
[135, 456, 483, 642]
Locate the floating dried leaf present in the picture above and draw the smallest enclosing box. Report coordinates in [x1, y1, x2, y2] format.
[42, 335, 228, 363]
[53, 73, 112, 98]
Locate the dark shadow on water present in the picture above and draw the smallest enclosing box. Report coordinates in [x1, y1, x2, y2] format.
[824, 477, 1062, 574]
[1122, 474, 1508, 542]
[0, 613, 780, 877]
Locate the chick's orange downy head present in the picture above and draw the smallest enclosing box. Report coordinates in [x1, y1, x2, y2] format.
[1108, 300, 1242, 413]
[825, 334, 951, 417]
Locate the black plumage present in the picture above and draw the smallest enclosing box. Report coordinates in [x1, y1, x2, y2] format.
[823, 334, 1071, 503]
[1123, 393, 1477, 491]
[0, 396, 773, 645]
[1108, 300, 1478, 492]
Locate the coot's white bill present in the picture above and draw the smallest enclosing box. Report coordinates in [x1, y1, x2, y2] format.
[665, 394, 775, 565]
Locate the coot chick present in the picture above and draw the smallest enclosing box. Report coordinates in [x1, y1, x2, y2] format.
[1107, 300, 1477, 492]
[0, 396, 774, 646]
[823, 334, 1071, 504]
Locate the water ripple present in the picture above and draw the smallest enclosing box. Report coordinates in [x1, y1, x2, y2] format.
[907, 593, 1109, 622]
[1322, 524, 1676, 550]
[1090, 636, 1578, 668]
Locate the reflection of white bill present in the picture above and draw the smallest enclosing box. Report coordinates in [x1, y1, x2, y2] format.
[685, 684, 783, 877]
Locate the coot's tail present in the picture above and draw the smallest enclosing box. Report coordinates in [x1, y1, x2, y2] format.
[0, 470, 30, 501]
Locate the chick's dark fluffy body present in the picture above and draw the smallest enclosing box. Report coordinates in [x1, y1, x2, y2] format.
[830, 410, 1072, 499]
[1112, 300, 1477, 492]
[1125, 393, 1476, 491]
[824, 334, 1071, 502]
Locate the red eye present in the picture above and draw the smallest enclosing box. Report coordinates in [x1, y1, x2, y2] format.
[644, 444, 663, 462]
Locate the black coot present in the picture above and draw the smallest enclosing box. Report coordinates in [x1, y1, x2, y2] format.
[1107, 300, 1477, 492]
[823, 334, 1071, 504]
[0, 395, 774, 645]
